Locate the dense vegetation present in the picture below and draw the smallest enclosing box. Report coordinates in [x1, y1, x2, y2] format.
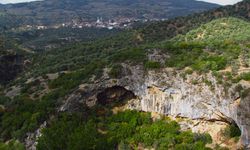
[173, 17, 250, 43]
[6, 27, 122, 52]
[0, 31, 146, 145]
[163, 42, 227, 72]
[37, 110, 212, 150]
[0, 140, 25, 150]
[0, 92, 57, 140]
[0, 61, 103, 142]
[139, 0, 250, 43]
[27, 31, 144, 76]
[26, 17, 249, 77]
[0, 1, 250, 149]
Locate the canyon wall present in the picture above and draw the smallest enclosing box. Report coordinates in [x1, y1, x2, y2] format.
[60, 64, 250, 148]
[26, 63, 250, 149]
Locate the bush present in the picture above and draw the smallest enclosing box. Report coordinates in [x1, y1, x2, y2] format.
[185, 68, 193, 75]
[238, 73, 250, 81]
[222, 124, 241, 139]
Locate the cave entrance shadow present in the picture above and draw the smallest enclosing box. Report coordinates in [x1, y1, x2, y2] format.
[97, 86, 136, 106]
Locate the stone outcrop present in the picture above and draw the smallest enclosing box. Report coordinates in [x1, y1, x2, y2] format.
[59, 64, 250, 148]
[25, 121, 47, 150]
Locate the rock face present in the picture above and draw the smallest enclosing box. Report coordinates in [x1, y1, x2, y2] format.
[60, 64, 250, 148]
[238, 93, 250, 146]
[25, 122, 47, 150]
[139, 70, 250, 148]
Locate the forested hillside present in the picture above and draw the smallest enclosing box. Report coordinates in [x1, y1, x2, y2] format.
[139, 0, 250, 42]
[0, 0, 250, 150]
[6, 27, 121, 51]
[0, 14, 249, 149]
[173, 17, 250, 42]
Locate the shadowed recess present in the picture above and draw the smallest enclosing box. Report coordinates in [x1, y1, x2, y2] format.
[97, 86, 136, 105]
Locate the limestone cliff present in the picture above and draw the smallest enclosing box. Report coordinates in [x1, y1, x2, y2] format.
[59, 63, 250, 148]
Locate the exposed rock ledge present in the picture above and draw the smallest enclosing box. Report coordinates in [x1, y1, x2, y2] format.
[56, 64, 250, 149]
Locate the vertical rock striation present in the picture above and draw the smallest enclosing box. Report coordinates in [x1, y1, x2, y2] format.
[59, 65, 250, 147]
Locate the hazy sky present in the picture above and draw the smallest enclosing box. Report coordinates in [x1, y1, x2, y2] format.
[0, 0, 39, 4]
[198, 0, 242, 5]
[0, 0, 243, 5]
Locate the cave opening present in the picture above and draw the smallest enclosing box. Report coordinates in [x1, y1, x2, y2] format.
[97, 86, 136, 105]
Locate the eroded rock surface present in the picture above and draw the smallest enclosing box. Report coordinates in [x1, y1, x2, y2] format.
[59, 64, 250, 148]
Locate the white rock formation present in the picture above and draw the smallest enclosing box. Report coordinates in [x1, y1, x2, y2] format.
[58, 64, 250, 148]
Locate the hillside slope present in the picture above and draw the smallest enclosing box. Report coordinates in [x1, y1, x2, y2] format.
[139, 0, 250, 42]
[173, 17, 250, 42]
[0, 1, 250, 150]
[0, 15, 249, 149]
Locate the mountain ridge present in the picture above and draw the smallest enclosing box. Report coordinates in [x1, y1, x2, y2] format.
[0, 0, 219, 27]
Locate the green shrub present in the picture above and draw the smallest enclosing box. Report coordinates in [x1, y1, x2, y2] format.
[222, 124, 241, 139]
[185, 69, 193, 75]
[238, 73, 250, 81]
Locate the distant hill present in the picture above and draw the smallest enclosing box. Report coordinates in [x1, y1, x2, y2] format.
[0, 0, 219, 27]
